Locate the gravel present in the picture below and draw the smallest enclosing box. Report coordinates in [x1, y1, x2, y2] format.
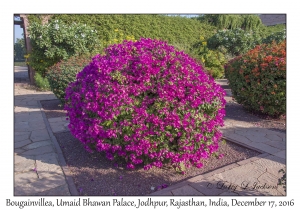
[54, 131, 260, 196]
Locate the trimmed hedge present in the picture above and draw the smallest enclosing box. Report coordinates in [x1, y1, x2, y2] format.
[29, 14, 217, 52]
[225, 41, 286, 116]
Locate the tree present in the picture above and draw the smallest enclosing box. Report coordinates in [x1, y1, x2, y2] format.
[196, 14, 262, 31]
[14, 38, 26, 61]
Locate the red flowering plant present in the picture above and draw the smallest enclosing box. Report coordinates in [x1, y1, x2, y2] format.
[225, 41, 286, 116]
[46, 54, 93, 104]
[64, 38, 226, 171]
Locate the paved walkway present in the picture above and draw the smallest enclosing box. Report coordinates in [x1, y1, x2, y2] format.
[14, 67, 286, 196]
[14, 66, 75, 195]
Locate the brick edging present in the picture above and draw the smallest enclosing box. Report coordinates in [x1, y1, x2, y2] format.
[37, 100, 79, 196]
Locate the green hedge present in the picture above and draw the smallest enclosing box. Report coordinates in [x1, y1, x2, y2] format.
[29, 14, 217, 52]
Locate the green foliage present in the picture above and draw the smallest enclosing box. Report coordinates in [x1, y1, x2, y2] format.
[197, 14, 263, 31]
[34, 72, 51, 90]
[36, 14, 217, 54]
[259, 24, 286, 38]
[46, 54, 93, 103]
[14, 62, 26, 66]
[27, 19, 100, 75]
[192, 36, 226, 78]
[262, 29, 286, 44]
[14, 38, 26, 61]
[225, 41, 286, 116]
[207, 28, 262, 56]
[278, 169, 286, 192]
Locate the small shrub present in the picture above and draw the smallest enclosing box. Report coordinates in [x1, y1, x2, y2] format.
[225, 41, 286, 116]
[278, 169, 286, 192]
[46, 54, 93, 104]
[65, 38, 226, 171]
[207, 28, 262, 56]
[262, 29, 286, 44]
[34, 72, 51, 91]
[193, 36, 226, 78]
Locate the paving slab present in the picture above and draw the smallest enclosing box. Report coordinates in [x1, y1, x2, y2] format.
[14, 154, 35, 165]
[35, 184, 71, 196]
[244, 134, 270, 143]
[30, 129, 50, 142]
[226, 133, 253, 145]
[20, 145, 54, 156]
[250, 143, 281, 154]
[14, 139, 32, 149]
[214, 162, 265, 187]
[256, 172, 284, 195]
[50, 125, 66, 133]
[219, 191, 239, 196]
[14, 174, 67, 195]
[15, 171, 38, 185]
[151, 190, 173, 196]
[35, 153, 60, 170]
[23, 140, 52, 150]
[15, 134, 31, 142]
[14, 131, 31, 136]
[14, 159, 35, 173]
[188, 177, 231, 196]
[171, 185, 204, 195]
[48, 117, 63, 123]
[265, 140, 286, 150]
[14, 148, 25, 154]
[14, 107, 29, 112]
[252, 155, 285, 178]
[272, 150, 286, 159]
[28, 120, 46, 128]
[265, 133, 283, 141]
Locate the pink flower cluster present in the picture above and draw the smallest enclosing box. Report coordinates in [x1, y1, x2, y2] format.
[64, 38, 226, 170]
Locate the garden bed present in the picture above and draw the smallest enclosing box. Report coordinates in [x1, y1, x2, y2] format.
[54, 131, 260, 196]
[40, 99, 264, 196]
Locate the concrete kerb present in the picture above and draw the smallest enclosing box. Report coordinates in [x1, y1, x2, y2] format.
[37, 100, 79, 196]
[222, 136, 267, 154]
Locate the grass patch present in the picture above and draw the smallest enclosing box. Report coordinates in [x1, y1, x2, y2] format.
[14, 62, 26, 66]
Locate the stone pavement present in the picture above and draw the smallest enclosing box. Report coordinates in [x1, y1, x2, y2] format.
[14, 67, 286, 196]
[14, 66, 77, 195]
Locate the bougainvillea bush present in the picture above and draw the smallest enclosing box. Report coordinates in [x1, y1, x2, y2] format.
[225, 41, 286, 116]
[65, 38, 226, 171]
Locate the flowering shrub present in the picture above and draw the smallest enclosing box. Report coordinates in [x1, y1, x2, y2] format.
[207, 28, 262, 56]
[65, 38, 226, 171]
[193, 36, 226, 78]
[225, 41, 286, 116]
[46, 54, 93, 104]
[28, 19, 100, 75]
